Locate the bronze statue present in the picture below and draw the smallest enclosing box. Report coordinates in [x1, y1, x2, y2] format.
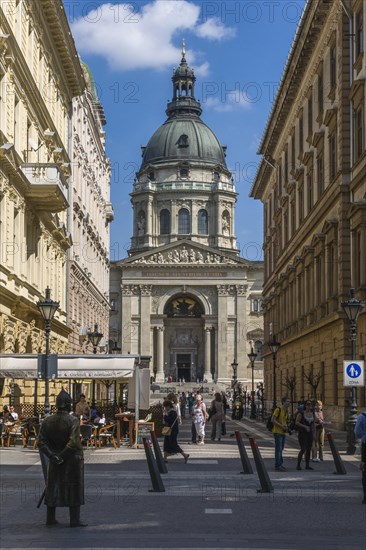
[38, 389, 87, 527]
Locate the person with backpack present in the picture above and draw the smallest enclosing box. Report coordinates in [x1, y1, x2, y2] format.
[355, 409, 366, 504]
[271, 396, 291, 471]
[295, 399, 316, 470]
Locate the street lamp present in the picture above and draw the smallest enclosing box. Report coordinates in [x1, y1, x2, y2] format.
[37, 287, 59, 415]
[268, 334, 281, 410]
[231, 358, 238, 393]
[111, 340, 121, 354]
[248, 345, 257, 419]
[88, 324, 103, 407]
[341, 288, 364, 454]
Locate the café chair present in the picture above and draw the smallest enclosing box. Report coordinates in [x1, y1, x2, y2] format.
[80, 424, 96, 448]
[97, 423, 117, 448]
[5, 422, 26, 447]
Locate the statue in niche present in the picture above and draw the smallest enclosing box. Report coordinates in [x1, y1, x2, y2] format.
[137, 214, 146, 236]
[222, 214, 230, 235]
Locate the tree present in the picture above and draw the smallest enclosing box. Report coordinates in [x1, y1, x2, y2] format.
[303, 370, 323, 400]
[282, 374, 297, 417]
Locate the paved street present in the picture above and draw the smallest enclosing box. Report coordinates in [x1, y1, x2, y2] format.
[0, 414, 365, 550]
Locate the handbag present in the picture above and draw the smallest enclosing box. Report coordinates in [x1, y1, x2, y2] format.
[162, 415, 178, 436]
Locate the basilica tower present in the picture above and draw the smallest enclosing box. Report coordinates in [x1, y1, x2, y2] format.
[110, 45, 264, 385]
[129, 43, 238, 256]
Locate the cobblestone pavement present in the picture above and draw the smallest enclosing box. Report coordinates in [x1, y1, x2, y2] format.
[0, 413, 365, 550]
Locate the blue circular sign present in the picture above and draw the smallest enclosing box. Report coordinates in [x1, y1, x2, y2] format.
[346, 363, 362, 378]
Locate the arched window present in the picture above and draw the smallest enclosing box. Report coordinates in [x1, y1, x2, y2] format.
[254, 340, 263, 361]
[178, 208, 190, 234]
[160, 209, 170, 235]
[197, 209, 208, 234]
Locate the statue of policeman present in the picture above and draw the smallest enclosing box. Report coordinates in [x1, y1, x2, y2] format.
[38, 389, 87, 527]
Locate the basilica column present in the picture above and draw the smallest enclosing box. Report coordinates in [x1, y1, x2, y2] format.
[217, 285, 228, 381]
[156, 326, 164, 383]
[236, 284, 247, 380]
[204, 327, 212, 381]
[140, 285, 152, 355]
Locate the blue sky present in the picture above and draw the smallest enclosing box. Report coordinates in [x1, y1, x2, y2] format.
[66, 0, 306, 261]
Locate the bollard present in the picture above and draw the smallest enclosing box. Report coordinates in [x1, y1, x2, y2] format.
[142, 437, 165, 492]
[150, 430, 168, 474]
[249, 436, 274, 493]
[235, 431, 253, 474]
[326, 432, 347, 475]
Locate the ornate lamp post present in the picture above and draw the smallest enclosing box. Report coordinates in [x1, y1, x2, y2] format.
[37, 287, 59, 415]
[268, 334, 281, 410]
[341, 288, 364, 454]
[248, 345, 257, 419]
[231, 358, 238, 394]
[88, 324, 103, 407]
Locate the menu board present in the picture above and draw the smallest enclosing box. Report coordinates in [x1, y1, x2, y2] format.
[136, 422, 155, 448]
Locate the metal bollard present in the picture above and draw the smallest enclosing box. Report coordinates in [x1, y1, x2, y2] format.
[142, 437, 165, 492]
[235, 431, 253, 474]
[150, 430, 168, 474]
[249, 436, 274, 493]
[326, 432, 347, 475]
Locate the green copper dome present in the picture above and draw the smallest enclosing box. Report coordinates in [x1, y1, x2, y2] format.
[141, 117, 227, 169]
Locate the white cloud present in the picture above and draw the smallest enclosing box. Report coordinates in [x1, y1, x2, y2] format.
[71, 1, 235, 72]
[204, 91, 252, 113]
[195, 17, 236, 40]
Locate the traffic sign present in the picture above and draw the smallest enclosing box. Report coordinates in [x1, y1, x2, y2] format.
[343, 360, 364, 387]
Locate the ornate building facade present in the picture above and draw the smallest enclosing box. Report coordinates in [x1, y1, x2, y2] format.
[251, 0, 366, 428]
[67, 64, 113, 353]
[0, 1, 112, 407]
[110, 48, 264, 385]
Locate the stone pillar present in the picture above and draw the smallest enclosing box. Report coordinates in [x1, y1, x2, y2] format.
[156, 326, 164, 383]
[204, 327, 212, 381]
[236, 284, 247, 380]
[139, 285, 152, 355]
[217, 285, 228, 381]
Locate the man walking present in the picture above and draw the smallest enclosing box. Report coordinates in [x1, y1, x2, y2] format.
[355, 409, 366, 504]
[38, 389, 87, 527]
[271, 396, 291, 471]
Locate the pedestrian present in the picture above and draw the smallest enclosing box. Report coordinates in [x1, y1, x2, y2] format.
[271, 396, 291, 471]
[180, 392, 187, 419]
[38, 389, 87, 527]
[192, 395, 207, 445]
[162, 400, 189, 463]
[187, 392, 195, 415]
[355, 408, 366, 504]
[295, 399, 316, 470]
[167, 392, 182, 424]
[221, 392, 228, 415]
[312, 400, 325, 462]
[209, 392, 225, 441]
[75, 394, 90, 422]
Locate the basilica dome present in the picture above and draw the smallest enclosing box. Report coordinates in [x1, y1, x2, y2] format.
[141, 117, 227, 169]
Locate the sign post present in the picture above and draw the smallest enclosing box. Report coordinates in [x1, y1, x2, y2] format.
[343, 361, 364, 387]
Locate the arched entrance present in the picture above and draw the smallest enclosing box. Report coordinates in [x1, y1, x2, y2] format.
[163, 295, 204, 382]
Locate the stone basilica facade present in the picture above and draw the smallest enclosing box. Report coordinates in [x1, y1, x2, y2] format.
[110, 48, 264, 385]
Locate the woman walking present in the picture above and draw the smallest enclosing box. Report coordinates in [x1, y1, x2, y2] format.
[192, 395, 207, 445]
[295, 400, 316, 470]
[163, 400, 189, 463]
[312, 400, 325, 462]
[210, 393, 225, 441]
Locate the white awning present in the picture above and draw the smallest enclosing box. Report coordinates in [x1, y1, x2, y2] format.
[0, 354, 138, 380]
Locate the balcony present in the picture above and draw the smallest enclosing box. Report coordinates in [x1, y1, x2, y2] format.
[20, 163, 69, 212]
[105, 202, 114, 222]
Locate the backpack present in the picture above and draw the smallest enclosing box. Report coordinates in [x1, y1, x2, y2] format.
[266, 407, 280, 432]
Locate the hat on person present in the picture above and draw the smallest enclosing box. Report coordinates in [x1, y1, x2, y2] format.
[56, 389, 72, 410]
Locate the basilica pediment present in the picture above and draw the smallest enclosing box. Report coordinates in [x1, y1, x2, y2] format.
[122, 241, 245, 267]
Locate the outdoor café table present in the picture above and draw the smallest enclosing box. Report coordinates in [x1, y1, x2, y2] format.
[115, 412, 135, 448]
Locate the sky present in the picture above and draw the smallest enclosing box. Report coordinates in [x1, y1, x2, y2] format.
[66, 0, 306, 262]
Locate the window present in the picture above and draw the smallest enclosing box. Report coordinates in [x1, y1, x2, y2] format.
[180, 167, 189, 178]
[176, 134, 189, 148]
[356, 10, 364, 57]
[291, 134, 295, 171]
[307, 170, 313, 213]
[298, 185, 304, 224]
[291, 200, 296, 235]
[330, 45, 337, 89]
[148, 171, 155, 181]
[355, 106, 364, 161]
[197, 209, 208, 234]
[213, 171, 220, 182]
[110, 299, 117, 312]
[178, 208, 190, 234]
[299, 115, 303, 154]
[318, 70, 323, 115]
[355, 230, 361, 287]
[160, 209, 170, 235]
[308, 95, 313, 136]
[285, 149, 289, 181]
[329, 132, 337, 180]
[317, 154, 324, 197]
[252, 299, 259, 312]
